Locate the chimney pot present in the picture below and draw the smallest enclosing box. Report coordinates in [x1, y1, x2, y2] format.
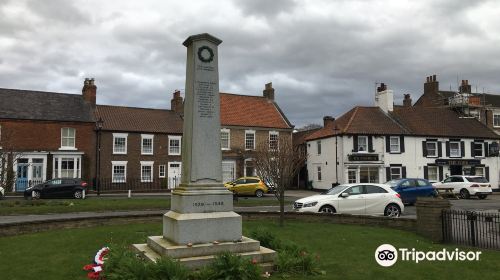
[433, 74, 436, 81]
[263, 82, 275, 100]
[403, 94, 412, 107]
[171, 90, 184, 115]
[82, 77, 97, 106]
[323, 116, 335, 127]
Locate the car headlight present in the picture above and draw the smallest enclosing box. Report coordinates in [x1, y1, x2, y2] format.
[303, 201, 318, 208]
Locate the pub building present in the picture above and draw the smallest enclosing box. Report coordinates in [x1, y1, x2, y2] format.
[305, 83, 500, 190]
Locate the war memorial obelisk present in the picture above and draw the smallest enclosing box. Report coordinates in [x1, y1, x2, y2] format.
[133, 33, 275, 270]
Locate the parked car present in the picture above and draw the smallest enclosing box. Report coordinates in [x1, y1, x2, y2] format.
[0, 186, 4, 199]
[293, 183, 404, 217]
[24, 178, 88, 199]
[224, 177, 270, 197]
[433, 175, 492, 199]
[385, 178, 436, 205]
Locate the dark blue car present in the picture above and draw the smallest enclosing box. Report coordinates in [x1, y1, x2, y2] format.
[385, 178, 436, 205]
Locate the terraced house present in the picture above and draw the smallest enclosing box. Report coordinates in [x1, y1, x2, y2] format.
[95, 82, 293, 190]
[306, 83, 500, 190]
[0, 83, 96, 192]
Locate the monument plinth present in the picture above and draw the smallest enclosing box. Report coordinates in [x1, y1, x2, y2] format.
[133, 33, 275, 271]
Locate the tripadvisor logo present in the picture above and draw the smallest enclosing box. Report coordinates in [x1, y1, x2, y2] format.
[375, 244, 482, 267]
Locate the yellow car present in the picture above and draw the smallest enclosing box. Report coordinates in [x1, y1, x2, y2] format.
[224, 177, 269, 197]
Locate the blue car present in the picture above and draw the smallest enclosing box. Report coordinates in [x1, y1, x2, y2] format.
[385, 178, 436, 205]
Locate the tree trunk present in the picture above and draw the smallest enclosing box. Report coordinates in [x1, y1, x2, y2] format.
[279, 188, 285, 227]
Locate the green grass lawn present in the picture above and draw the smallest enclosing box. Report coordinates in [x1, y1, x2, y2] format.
[0, 220, 497, 279]
[0, 197, 290, 215]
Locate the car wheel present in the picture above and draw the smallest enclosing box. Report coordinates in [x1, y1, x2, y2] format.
[477, 194, 487, 199]
[32, 190, 41, 200]
[74, 190, 83, 199]
[319, 205, 336, 214]
[255, 189, 264, 198]
[459, 189, 470, 199]
[384, 204, 401, 217]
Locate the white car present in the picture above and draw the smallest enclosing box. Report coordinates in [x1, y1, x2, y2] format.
[0, 186, 4, 199]
[293, 183, 404, 217]
[433, 175, 492, 199]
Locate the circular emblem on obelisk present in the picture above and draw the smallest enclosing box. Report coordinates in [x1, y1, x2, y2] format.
[197, 46, 214, 63]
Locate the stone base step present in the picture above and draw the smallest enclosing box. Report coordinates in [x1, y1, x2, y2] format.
[147, 235, 261, 259]
[132, 243, 276, 273]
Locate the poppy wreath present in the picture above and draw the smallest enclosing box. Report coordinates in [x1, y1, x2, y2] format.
[83, 247, 109, 279]
[197, 45, 214, 63]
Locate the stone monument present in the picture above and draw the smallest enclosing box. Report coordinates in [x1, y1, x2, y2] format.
[133, 33, 275, 271]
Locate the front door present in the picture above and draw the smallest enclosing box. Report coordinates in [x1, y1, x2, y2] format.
[16, 159, 29, 192]
[450, 165, 462, 176]
[168, 162, 182, 189]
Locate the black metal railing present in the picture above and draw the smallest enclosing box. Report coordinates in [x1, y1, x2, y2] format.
[442, 209, 500, 250]
[92, 177, 180, 193]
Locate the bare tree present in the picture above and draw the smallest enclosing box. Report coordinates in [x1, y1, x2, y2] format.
[253, 137, 307, 227]
[0, 127, 21, 194]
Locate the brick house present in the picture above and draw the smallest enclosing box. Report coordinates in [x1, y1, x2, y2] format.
[218, 83, 294, 182]
[0, 83, 96, 192]
[306, 83, 500, 190]
[94, 104, 183, 189]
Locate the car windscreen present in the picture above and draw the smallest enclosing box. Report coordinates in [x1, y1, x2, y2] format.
[323, 185, 348, 195]
[465, 177, 488, 183]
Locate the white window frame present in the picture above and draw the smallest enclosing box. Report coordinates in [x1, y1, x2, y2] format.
[449, 141, 461, 158]
[426, 141, 437, 157]
[494, 114, 500, 127]
[113, 133, 128, 155]
[60, 127, 76, 150]
[245, 130, 256, 150]
[390, 167, 402, 180]
[112, 161, 127, 183]
[269, 131, 279, 151]
[358, 136, 368, 152]
[221, 129, 230, 150]
[475, 166, 485, 177]
[140, 161, 154, 183]
[473, 142, 483, 157]
[317, 165, 322, 181]
[222, 160, 236, 183]
[159, 164, 166, 178]
[317, 141, 322, 155]
[141, 134, 154, 155]
[168, 136, 182, 155]
[427, 166, 438, 181]
[389, 136, 400, 153]
[347, 168, 357, 184]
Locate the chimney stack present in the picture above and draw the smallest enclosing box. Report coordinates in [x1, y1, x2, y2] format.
[171, 90, 184, 115]
[375, 82, 394, 113]
[423, 74, 439, 95]
[403, 94, 412, 107]
[263, 82, 275, 101]
[82, 78, 96, 106]
[459, 79, 472, 94]
[323, 116, 335, 127]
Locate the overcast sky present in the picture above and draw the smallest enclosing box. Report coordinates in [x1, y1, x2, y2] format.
[1, 0, 500, 127]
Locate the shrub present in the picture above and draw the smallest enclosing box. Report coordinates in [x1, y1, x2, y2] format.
[194, 252, 262, 280]
[103, 246, 189, 280]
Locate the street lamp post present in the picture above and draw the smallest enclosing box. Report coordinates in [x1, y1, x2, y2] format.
[95, 117, 104, 196]
[334, 126, 340, 185]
